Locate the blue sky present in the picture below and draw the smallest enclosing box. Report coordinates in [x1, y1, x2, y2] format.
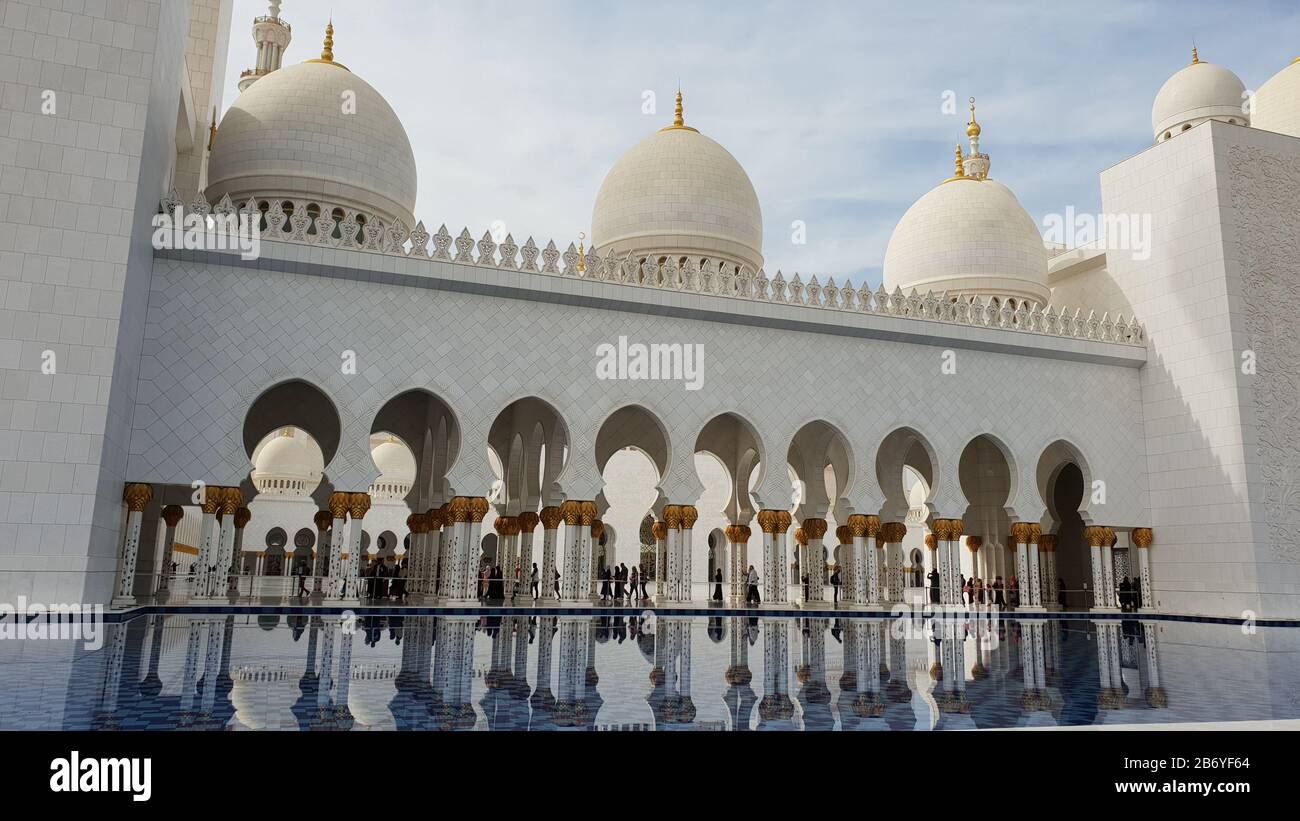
[222, 0, 1299, 288]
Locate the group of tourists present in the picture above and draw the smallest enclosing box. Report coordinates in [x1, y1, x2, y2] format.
[597, 563, 650, 603]
[361, 558, 408, 602]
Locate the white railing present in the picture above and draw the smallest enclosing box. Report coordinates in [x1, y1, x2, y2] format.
[162, 190, 1146, 347]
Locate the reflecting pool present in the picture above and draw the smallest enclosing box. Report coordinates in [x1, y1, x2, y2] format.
[2, 612, 1297, 730]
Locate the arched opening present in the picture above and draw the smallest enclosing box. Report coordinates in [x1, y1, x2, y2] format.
[370, 389, 459, 516]
[1037, 440, 1092, 609]
[242, 380, 342, 504]
[958, 434, 1015, 588]
[694, 412, 765, 599]
[597, 405, 669, 577]
[788, 420, 854, 598]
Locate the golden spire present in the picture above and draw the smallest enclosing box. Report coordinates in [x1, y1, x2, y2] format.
[577, 232, 586, 274]
[207, 106, 217, 151]
[1191, 45, 1199, 64]
[659, 88, 699, 133]
[306, 19, 349, 70]
[943, 144, 968, 183]
[322, 20, 335, 62]
[966, 97, 981, 138]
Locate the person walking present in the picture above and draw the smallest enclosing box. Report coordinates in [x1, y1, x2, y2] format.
[613, 564, 625, 601]
[927, 567, 940, 604]
[530, 562, 539, 600]
[830, 566, 841, 604]
[713, 567, 724, 602]
[963, 576, 973, 606]
[746, 565, 760, 605]
[993, 576, 1005, 609]
[553, 567, 560, 598]
[638, 565, 649, 600]
[628, 565, 639, 603]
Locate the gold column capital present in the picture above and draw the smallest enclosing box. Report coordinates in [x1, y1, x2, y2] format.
[162, 504, 184, 528]
[426, 508, 444, 531]
[802, 517, 827, 540]
[221, 486, 243, 515]
[1011, 521, 1033, 544]
[468, 497, 490, 523]
[233, 507, 251, 529]
[663, 504, 682, 529]
[591, 520, 604, 540]
[965, 535, 982, 551]
[1027, 523, 1041, 544]
[518, 511, 539, 532]
[681, 505, 698, 529]
[448, 496, 472, 523]
[1132, 527, 1153, 548]
[793, 527, 807, 546]
[539, 506, 563, 530]
[123, 482, 153, 513]
[328, 491, 351, 519]
[835, 525, 851, 545]
[347, 492, 371, 520]
[757, 509, 778, 533]
[652, 521, 668, 541]
[202, 485, 223, 515]
[924, 533, 937, 551]
[314, 510, 333, 531]
[933, 519, 951, 540]
[1038, 533, 1057, 552]
[774, 510, 792, 533]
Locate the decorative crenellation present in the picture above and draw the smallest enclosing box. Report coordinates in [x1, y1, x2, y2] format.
[161, 191, 1146, 347]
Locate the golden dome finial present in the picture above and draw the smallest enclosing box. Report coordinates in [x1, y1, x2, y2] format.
[577, 231, 586, 274]
[967, 97, 981, 137]
[659, 88, 699, 133]
[321, 20, 335, 62]
[954, 143, 966, 176]
[1191, 45, 1199, 64]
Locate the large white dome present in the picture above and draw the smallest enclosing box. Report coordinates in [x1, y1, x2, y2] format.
[1252, 58, 1300, 139]
[883, 176, 1050, 305]
[1151, 51, 1249, 143]
[592, 93, 763, 273]
[251, 427, 323, 497]
[207, 46, 417, 227]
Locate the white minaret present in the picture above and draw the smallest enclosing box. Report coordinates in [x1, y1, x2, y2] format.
[962, 97, 991, 180]
[238, 0, 292, 92]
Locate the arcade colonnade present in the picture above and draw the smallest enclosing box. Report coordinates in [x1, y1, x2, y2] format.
[112, 479, 1156, 612]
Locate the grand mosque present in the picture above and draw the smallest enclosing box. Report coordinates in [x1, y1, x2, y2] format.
[2, 1, 1299, 624]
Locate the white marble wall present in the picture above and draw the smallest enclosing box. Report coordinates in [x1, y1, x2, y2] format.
[1100, 121, 1300, 619]
[0, 0, 226, 606]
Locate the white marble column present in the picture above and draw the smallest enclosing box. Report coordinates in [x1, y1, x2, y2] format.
[803, 518, 827, 602]
[665, 505, 683, 602]
[653, 520, 668, 599]
[195, 488, 221, 597]
[560, 501, 583, 601]
[539, 506, 561, 600]
[326, 492, 350, 600]
[346, 492, 371, 600]
[1133, 527, 1154, 611]
[312, 510, 331, 594]
[208, 488, 240, 599]
[863, 517, 882, 606]
[847, 516, 868, 606]
[1086, 526, 1117, 610]
[681, 506, 697, 602]
[518, 511, 538, 598]
[1027, 524, 1042, 608]
[157, 504, 183, 593]
[113, 483, 153, 605]
[465, 497, 489, 599]
[726, 524, 749, 602]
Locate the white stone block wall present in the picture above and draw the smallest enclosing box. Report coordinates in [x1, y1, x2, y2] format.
[1101, 121, 1300, 618]
[0, 0, 212, 606]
